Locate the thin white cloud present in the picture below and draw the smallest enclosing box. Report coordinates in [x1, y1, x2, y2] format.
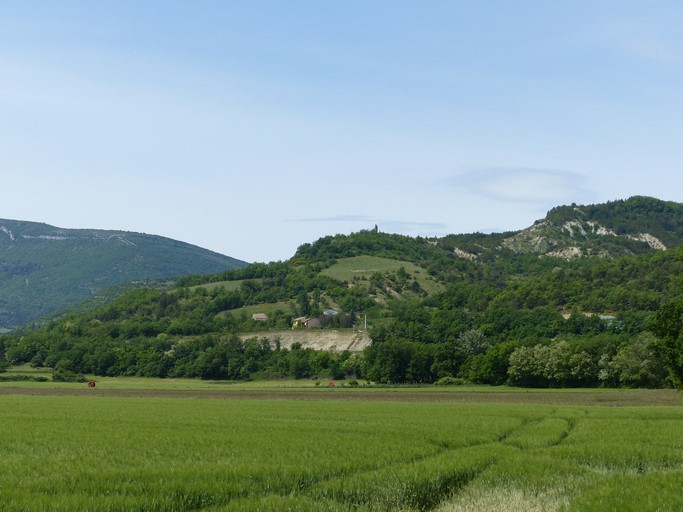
[292, 215, 373, 223]
[290, 215, 447, 233]
[445, 168, 594, 204]
[380, 220, 448, 233]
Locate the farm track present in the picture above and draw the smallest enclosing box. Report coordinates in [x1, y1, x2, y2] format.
[0, 387, 679, 406]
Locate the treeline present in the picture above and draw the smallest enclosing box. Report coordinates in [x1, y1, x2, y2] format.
[4, 319, 671, 388]
[365, 330, 668, 388]
[7, 330, 359, 382]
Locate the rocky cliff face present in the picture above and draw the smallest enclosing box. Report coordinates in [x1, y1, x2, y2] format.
[499, 217, 667, 260]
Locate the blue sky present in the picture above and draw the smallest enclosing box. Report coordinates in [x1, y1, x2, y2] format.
[2, 1, 682, 262]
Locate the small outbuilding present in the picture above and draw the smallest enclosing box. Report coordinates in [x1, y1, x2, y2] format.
[292, 316, 308, 328]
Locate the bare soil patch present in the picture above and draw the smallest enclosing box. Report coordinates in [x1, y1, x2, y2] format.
[0, 387, 679, 406]
[239, 329, 371, 352]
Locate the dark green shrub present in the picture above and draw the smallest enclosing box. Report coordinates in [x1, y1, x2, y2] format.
[434, 376, 467, 386]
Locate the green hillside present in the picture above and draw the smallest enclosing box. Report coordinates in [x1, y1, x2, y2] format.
[3, 197, 683, 388]
[0, 219, 247, 328]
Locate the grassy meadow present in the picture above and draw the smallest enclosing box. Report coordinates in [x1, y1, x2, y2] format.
[0, 381, 681, 511]
[321, 255, 444, 295]
[217, 301, 295, 320]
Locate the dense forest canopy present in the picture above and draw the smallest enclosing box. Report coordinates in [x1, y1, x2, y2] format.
[3, 196, 683, 388]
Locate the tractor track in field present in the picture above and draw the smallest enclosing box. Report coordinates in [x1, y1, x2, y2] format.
[0, 387, 679, 406]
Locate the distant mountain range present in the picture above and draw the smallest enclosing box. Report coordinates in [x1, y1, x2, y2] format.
[0, 220, 247, 329]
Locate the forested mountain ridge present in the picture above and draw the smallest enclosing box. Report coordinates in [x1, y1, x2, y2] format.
[3, 196, 683, 388]
[440, 196, 682, 260]
[0, 219, 247, 329]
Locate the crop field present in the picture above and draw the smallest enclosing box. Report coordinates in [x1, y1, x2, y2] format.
[0, 385, 681, 511]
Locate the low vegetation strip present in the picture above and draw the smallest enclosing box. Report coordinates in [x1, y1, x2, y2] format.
[1, 393, 682, 511]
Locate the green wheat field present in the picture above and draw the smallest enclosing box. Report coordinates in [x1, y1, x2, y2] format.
[1, 383, 681, 511]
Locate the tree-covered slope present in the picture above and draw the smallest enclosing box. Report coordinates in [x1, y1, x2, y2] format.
[3, 238, 682, 387]
[0, 219, 247, 329]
